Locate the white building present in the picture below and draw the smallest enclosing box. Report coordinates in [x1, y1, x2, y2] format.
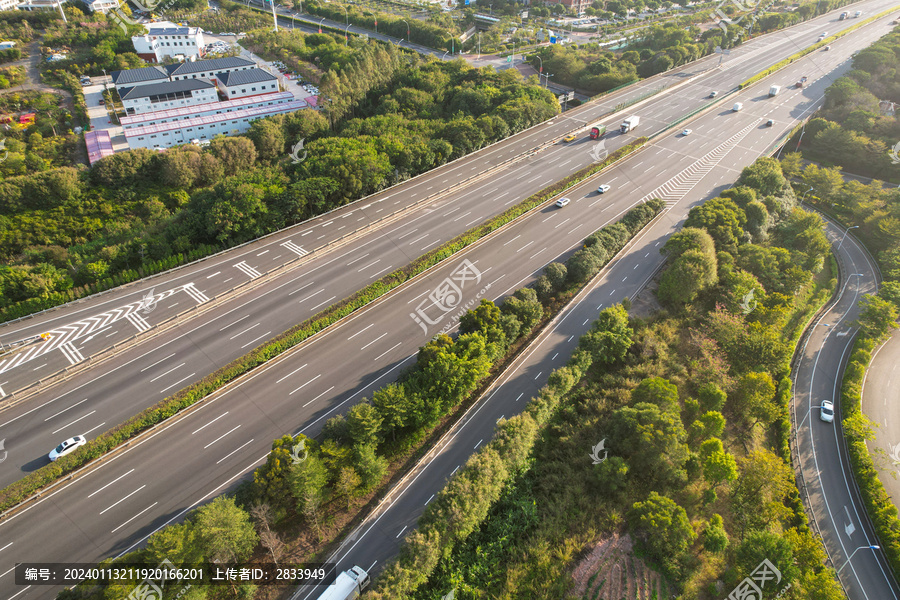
[125, 100, 308, 150]
[166, 56, 255, 81]
[120, 91, 298, 130]
[81, 0, 117, 12]
[132, 26, 205, 63]
[216, 69, 279, 100]
[119, 79, 219, 116]
[16, 0, 65, 11]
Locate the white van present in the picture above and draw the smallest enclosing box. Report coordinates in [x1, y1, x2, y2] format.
[732, 102, 743, 112]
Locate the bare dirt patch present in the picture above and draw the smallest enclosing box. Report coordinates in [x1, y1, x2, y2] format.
[570, 533, 670, 600]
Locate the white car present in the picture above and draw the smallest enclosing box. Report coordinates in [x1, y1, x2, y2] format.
[597, 184, 611, 193]
[682, 129, 692, 136]
[555, 197, 571, 207]
[820, 400, 835, 423]
[49, 435, 87, 461]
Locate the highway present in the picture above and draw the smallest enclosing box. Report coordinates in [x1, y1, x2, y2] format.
[0, 5, 898, 600]
[791, 215, 897, 600]
[0, 3, 892, 494]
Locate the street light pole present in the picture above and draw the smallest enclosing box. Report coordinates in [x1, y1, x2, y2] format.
[836, 225, 860, 252]
[318, 16, 325, 33]
[400, 19, 409, 43]
[838, 545, 880, 574]
[344, 23, 351, 44]
[800, 186, 814, 203]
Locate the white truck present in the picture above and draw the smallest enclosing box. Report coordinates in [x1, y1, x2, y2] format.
[769, 84, 781, 96]
[316, 566, 370, 600]
[620, 115, 640, 133]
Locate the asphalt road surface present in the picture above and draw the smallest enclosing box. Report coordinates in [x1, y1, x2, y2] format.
[791, 215, 898, 600]
[0, 5, 898, 600]
[0, 3, 893, 495]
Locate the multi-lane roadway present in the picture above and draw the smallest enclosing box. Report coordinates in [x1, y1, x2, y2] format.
[0, 4, 898, 599]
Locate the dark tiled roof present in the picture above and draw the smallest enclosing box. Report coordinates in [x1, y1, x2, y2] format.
[111, 66, 168, 86]
[217, 68, 277, 87]
[165, 56, 254, 76]
[119, 78, 215, 100]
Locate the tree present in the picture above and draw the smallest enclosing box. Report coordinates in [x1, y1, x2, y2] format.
[353, 442, 388, 490]
[501, 287, 543, 337]
[684, 196, 747, 251]
[737, 157, 786, 196]
[628, 492, 696, 574]
[143, 521, 204, 567]
[210, 136, 257, 173]
[703, 447, 738, 487]
[579, 304, 633, 365]
[249, 434, 300, 510]
[856, 294, 898, 341]
[595, 455, 629, 497]
[690, 410, 726, 441]
[698, 382, 727, 411]
[459, 299, 502, 335]
[607, 402, 688, 489]
[250, 503, 285, 567]
[735, 530, 801, 587]
[290, 454, 329, 537]
[702, 514, 728, 553]
[192, 496, 258, 563]
[780, 152, 803, 178]
[658, 248, 718, 306]
[248, 117, 287, 163]
[566, 247, 603, 283]
[346, 402, 383, 448]
[631, 377, 679, 412]
[544, 261, 568, 291]
[660, 227, 716, 259]
[731, 449, 794, 538]
[335, 466, 362, 509]
[731, 371, 778, 430]
[801, 163, 845, 206]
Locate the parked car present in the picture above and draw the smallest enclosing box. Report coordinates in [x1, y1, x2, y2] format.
[555, 197, 571, 207]
[820, 400, 835, 423]
[49, 435, 87, 461]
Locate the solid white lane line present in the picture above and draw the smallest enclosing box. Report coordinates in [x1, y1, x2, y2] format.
[99, 485, 146, 515]
[204, 425, 241, 449]
[159, 373, 196, 394]
[192, 412, 229, 435]
[215, 439, 255, 465]
[111, 502, 158, 533]
[149, 362, 185, 383]
[88, 469, 135, 498]
[290, 374, 322, 395]
[302, 386, 335, 408]
[44, 398, 88, 421]
[275, 364, 308, 384]
[360, 333, 388, 351]
[51, 410, 96, 435]
[140, 353, 177, 372]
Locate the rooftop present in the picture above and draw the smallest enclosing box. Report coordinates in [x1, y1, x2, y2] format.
[120, 91, 295, 126]
[111, 66, 168, 86]
[119, 78, 216, 100]
[217, 68, 278, 87]
[166, 56, 254, 77]
[126, 100, 308, 138]
[147, 26, 202, 36]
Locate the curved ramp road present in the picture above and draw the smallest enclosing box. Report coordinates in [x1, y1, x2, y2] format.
[0, 7, 896, 600]
[861, 331, 900, 513]
[0, 6, 893, 494]
[793, 219, 898, 600]
[0, 0, 892, 398]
